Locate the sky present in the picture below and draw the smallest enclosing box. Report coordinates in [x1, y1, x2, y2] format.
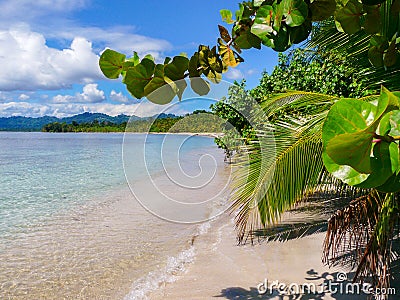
[0, 0, 278, 118]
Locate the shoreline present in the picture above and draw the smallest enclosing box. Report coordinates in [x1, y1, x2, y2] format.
[148, 212, 367, 300]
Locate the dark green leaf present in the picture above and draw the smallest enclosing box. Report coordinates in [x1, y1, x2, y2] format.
[364, 7, 381, 34]
[190, 77, 210, 96]
[99, 49, 126, 79]
[123, 58, 155, 99]
[383, 40, 398, 67]
[356, 141, 399, 188]
[335, 0, 363, 34]
[281, 0, 308, 27]
[309, 0, 336, 21]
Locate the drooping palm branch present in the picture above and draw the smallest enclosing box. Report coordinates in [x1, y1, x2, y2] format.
[323, 190, 400, 298]
[230, 92, 379, 241]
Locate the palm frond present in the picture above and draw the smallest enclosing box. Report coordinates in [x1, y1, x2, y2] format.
[323, 190, 400, 295]
[230, 92, 347, 242]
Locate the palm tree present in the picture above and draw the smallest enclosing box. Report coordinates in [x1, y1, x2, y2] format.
[229, 90, 400, 296]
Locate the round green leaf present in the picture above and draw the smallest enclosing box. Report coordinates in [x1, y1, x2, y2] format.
[309, 0, 336, 21]
[289, 20, 312, 44]
[99, 49, 126, 79]
[334, 0, 363, 34]
[356, 141, 399, 188]
[123, 58, 155, 99]
[376, 172, 400, 192]
[281, 0, 308, 27]
[383, 40, 398, 67]
[272, 25, 290, 51]
[190, 77, 210, 96]
[368, 46, 384, 67]
[322, 98, 379, 173]
[323, 152, 369, 186]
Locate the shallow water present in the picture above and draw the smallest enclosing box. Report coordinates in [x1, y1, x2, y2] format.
[0, 132, 231, 299]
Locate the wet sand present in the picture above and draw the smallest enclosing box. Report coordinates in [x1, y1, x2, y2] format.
[149, 213, 368, 300]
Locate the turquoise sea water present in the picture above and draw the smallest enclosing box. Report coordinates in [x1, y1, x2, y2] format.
[0, 132, 230, 299]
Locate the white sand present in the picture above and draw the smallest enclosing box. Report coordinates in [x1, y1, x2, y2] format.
[149, 213, 368, 300]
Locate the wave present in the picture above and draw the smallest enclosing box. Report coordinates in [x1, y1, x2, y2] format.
[123, 221, 212, 300]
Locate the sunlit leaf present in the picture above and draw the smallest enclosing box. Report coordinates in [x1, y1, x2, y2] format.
[220, 9, 234, 24]
[99, 49, 126, 79]
[281, 0, 308, 27]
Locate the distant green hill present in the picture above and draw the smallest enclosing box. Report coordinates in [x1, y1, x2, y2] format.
[0, 112, 176, 131]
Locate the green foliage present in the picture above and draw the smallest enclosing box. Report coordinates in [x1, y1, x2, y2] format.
[99, 0, 400, 101]
[251, 48, 373, 100]
[210, 81, 256, 158]
[42, 121, 128, 133]
[322, 87, 400, 192]
[38, 111, 221, 134]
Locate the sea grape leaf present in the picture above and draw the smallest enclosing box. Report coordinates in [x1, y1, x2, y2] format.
[235, 31, 262, 49]
[368, 46, 385, 67]
[253, 0, 266, 7]
[220, 9, 234, 24]
[356, 141, 399, 188]
[322, 152, 369, 186]
[252, 5, 274, 35]
[387, 110, 400, 137]
[188, 53, 201, 78]
[271, 25, 290, 51]
[281, 0, 308, 27]
[322, 99, 378, 173]
[289, 20, 312, 44]
[164, 56, 189, 81]
[335, 0, 363, 34]
[364, 7, 381, 34]
[273, 2, 283, 31]
[146, 84, 176, 105]
[190, 77, 210, 96]
[99, 49, 126, 79]
[219, 43, 242, 67]
[309, 0, 336, 21]
[123, 58, 155, 99]
[326, 131, 374, 173]
[383, 40, 398, 67]
[218, 25, 231, 43]
[376, 172, 400, 192]
[368, 35, 388, 67]
[322, 88, 400, 185]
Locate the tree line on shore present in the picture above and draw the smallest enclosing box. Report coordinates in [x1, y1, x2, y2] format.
[42, 110, 222, 133]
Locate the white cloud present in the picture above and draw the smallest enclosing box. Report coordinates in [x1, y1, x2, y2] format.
[0, 0, 88, 21]
[18, 94, 30, 100]
[110, 90, 131, 103]
[52, 83, 105, 103]
[50, 26, 172, 58]
[246, 69, 258, 76]
[225, 68, 244, 80]
[0, 100, 187, 118]
[0, 25, 102, 91]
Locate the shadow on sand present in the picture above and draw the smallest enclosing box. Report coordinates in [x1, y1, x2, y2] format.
[214, 269, 373, 299]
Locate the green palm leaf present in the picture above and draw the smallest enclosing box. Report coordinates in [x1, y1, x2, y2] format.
[230, 92, 380, 242]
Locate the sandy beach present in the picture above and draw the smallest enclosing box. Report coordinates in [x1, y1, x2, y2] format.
[149, 213, 369, 300]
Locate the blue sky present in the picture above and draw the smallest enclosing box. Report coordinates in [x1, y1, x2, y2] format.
[0, 0, 278, 118]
